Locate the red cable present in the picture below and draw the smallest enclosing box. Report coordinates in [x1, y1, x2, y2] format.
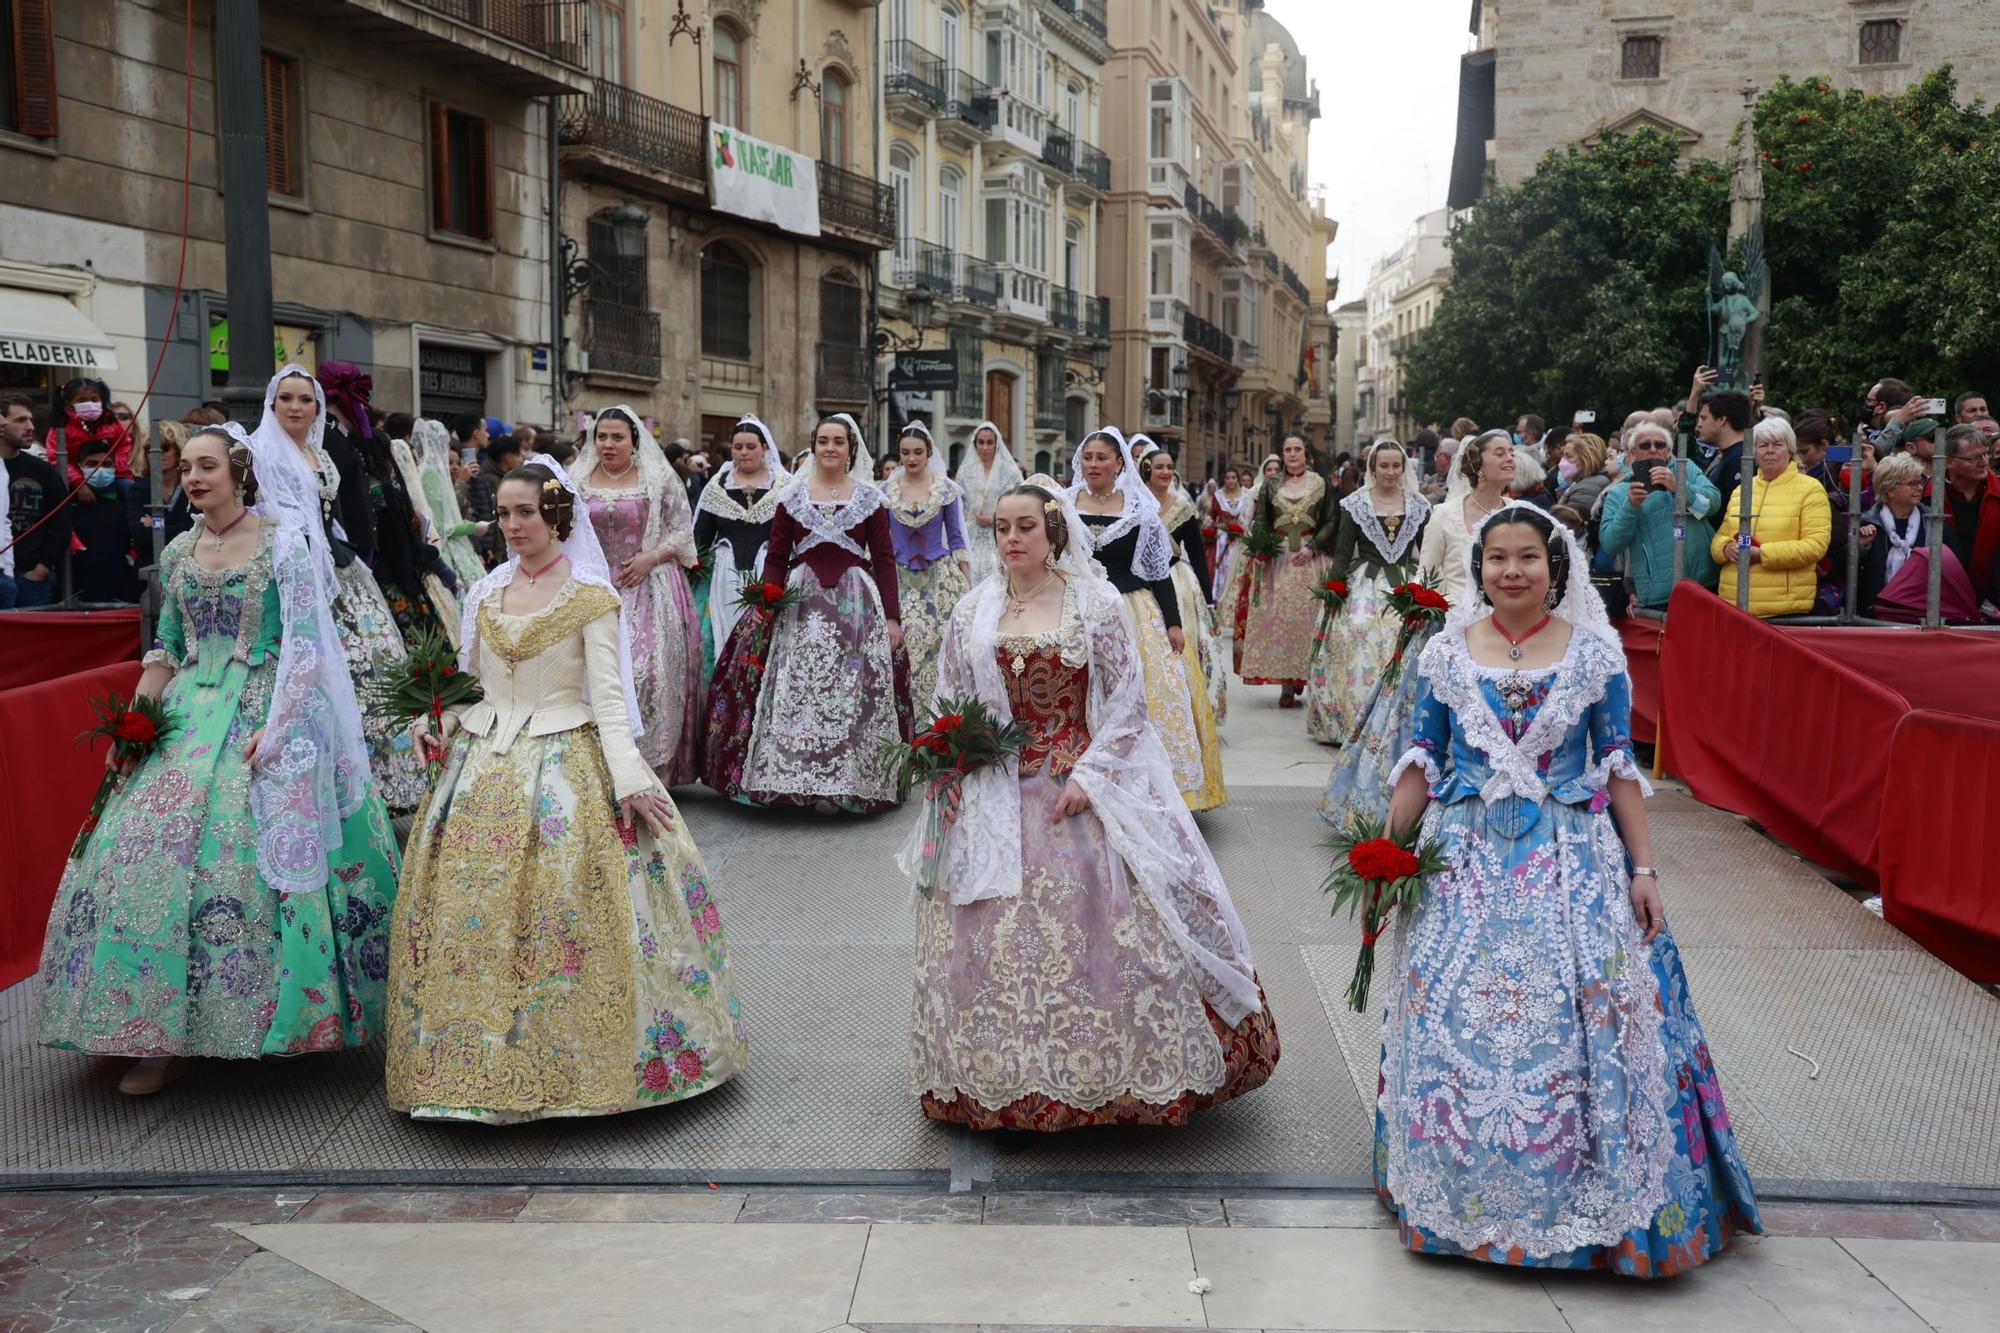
[0, 0, 195, 565]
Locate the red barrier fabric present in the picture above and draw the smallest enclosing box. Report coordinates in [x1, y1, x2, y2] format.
[0, 609, 142, 692]
[0, 661, 143, 989]
[1877, 711, 2000, 983]
[1777, 627, 2000, 722]
[1618, 618, 1664, 744]
[1658, 585, 1908, 885]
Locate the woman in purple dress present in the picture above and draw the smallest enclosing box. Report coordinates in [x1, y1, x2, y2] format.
[574, 406, 704, 786]
[884, 422, 972, 712]
[703, 414, 912, 812]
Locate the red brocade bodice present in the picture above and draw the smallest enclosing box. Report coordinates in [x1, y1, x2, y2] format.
[996, 642, 1090, 779]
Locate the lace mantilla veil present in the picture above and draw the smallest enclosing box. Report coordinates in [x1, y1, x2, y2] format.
[952, 420, 1024, 510]
[574, 404, 697, 571]
[898, 475, 1262, 1026]
[456, 452, 646, 733]
[1063, 426, 1174, 582]
[229, 408, 373, 898]
[1441, 497, 1621, 655]
[707, 413, 793, 491]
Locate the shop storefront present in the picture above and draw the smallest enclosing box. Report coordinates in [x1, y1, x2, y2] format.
[417, 342, 489, 424]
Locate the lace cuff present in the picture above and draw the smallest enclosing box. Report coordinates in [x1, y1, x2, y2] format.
[1585, 748, 1654, 798]
[1387, 747, 1441, 792]
[140, 648, 179, 670]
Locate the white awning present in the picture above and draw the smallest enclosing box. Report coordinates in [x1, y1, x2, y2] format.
[0, 288, 120, 372]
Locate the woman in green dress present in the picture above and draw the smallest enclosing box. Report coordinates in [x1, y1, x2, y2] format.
[37, 424, 402, 1096]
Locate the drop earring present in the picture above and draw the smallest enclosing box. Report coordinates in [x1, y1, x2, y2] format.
[1544, 586, 1559, 611]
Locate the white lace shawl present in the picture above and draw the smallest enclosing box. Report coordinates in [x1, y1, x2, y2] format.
[952, 421, 1024, 515]
[1339, 486, 1431, 566]
[904, 571, 1262, 1025]
[884, 465, 964, 528]
[575, 404, 697, 566]
[1064, 427, 1174, 582]
[456, 452, 645, 735]
[780, 477, 884, 558]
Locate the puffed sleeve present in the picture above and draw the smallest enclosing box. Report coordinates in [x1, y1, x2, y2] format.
[1328, 507, 1361, 584]
[1582, 668, 1651, 801]
[581, 603, 664, 801]
[943, 496, 968, 556]
[1388, 670, 1450, 793]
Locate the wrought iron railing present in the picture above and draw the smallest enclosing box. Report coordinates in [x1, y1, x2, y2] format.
[819, 160, 897, 245]
[1042, 129, 1075, 179]
[1049, 285, 1081, 333]
[940, 67, 998, 133]
[817, 344, 871, 403]
[1085, 294, 1110, 338]
[559, 79, 705, 182]
[897, 242, 960, 296]
[1184, 183, 1232, 244]
[410, 0, 588, 64]
[1045, 0, 1108, 39]
[1184, 309, 1235, 364]
[886, 40, 947, 111]
[1043, 131, 1109, 192]
[1075, 140, 1111, 191]
[960, 256, 1002, 307]
[583, 297, 661, 379]
[1282, 261, 1312, 306]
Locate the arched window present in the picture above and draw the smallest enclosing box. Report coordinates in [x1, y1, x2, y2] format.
[822, 68, 850, 169]
[713, 21, 745, 129]
[701, 241, 755, 361]
[889, 144, 917, 268]
[939, 165, 964, 253]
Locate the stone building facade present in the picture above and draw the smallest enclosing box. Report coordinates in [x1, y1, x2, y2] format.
[0, 0, 585, 427]
[1449, 0, 2000, 207]
[1358, 207, 1450, 444]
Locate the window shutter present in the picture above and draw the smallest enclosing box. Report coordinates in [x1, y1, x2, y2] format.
[261, 53, 295, 195]
[12, 0, 59, 138]
[469, 115, 494, 239]
[429, 100, 451, 231]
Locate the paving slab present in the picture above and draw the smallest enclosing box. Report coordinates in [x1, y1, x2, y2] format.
[1835, 1237, 2000, 1333]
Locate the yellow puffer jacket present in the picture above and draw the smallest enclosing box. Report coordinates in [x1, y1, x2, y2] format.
[1709, 462, 1832, 618]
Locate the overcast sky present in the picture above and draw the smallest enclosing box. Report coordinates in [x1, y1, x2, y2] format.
[1260, 0, 1472, 302]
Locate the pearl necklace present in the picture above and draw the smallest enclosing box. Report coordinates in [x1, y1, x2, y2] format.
[597, 457, 635, 483]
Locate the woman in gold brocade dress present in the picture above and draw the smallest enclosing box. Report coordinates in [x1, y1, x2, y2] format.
[386, 457, 747, 1124]
[1241, 433, 1338, 707]
[1138, 444, 1226, 808]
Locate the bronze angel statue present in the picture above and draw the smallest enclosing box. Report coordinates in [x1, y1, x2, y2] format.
[1707, 237, 1764, 391]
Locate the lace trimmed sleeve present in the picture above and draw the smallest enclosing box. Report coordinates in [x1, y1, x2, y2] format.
[1584, 668, 1653, 801]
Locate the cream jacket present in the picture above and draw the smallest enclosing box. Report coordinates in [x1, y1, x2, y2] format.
[455, 580, 661, 801]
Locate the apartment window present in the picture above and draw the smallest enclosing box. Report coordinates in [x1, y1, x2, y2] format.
[1064, 80, 1082, 134]
[261, 51, 302, 197]
[1149, 83, 1173, 159]
[1858, 18, 1902, 65]
[890, 146, 916, 267]
[985, 197, 1007, 262]
[940, 3, 961, 68]
[822, 68, 849, 169]
[590, 0, 626, 84]
[821, 272, 863, 348]
[429, 102, 493, 240]
[587, 210, 648, 307]
[714, 20, 745, 129]
[1064, 218, 1082, 289]
[701, 242, 754, 361]
[2, 0, 58, 137]
[939, 166, 963, 251]
[1619, 35, 1662, 80]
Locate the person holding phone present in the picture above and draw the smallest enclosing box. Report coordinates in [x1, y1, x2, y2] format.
[1597, 421, 1721, 612]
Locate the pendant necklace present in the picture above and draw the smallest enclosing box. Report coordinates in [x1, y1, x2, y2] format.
[522, 553, 566, 585]
[1005, 570, 1056, 619]
[598, 457, 635, 483]
[1495, 612, 1552, 662]
[203, 506, 249, 553]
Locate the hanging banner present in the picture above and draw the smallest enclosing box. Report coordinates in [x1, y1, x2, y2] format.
[709, 124, 821, 238]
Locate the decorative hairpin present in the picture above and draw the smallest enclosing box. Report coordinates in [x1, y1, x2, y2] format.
[542, 478, 564, 493]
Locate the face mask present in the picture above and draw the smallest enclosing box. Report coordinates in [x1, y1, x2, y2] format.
[86, 466, 116, 491]
[1510, 432, 1523, 447]
[1557, 458, 1580, 482]
[74, 401, 104, 423]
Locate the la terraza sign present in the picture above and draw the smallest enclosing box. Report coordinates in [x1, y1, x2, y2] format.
[890, 351, 957, 391]
[709, 125, 821, 239]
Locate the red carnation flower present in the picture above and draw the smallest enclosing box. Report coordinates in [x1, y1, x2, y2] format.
[1324, 579, 1349, 597]
[113, 712, 158, 745]
[933, 712, 965, 733]
[1409, 586, 1449, 611]
[1225, 522, 1245, 536]
[1347, 838, 1421, 883]
[759, 581, 785, 602]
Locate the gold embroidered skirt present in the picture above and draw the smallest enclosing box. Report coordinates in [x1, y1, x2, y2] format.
[385, 723, 748, 1124]
[1166, 564, 1226, 811]
[1121, 589, 1205, 799]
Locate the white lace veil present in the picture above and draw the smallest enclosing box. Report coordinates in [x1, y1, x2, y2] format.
[1362, 438, 1425, 498]
[228, 416, 372, 898]
[575, 405, 697, 570]
[1064, 426, 1174, 582]
[410, 419, 466, 528]
[900, 473, 1262, 1025]
[711, 414, 792, 489]
[952, 420, 1023, 509]
[1443, 497, 1621, 655]
[457, 452, 646, 732]
[828, 412, 872, 479]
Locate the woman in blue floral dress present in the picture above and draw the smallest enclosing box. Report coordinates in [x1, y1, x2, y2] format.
[1375, 501, 1760, 1278]
[38, 425, 401, 1096]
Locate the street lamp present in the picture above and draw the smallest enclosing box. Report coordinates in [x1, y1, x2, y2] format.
[607, 199, 648, 257]
[1172, 361, 1190, 395]
[1066, 341, 1110, 389]
[875, 284, 935, 353]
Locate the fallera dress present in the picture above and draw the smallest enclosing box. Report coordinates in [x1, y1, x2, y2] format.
[692, 476, 786, 680]
[386, 578, 748, 1123]
[1240, 472, 1337, 688]
[1303, 489, 1430, 745]
[885, 468, 972, 713]
[582, 478, 705, 787]
[1157, 492, 1227, 808]
[703, 483, 913, 812]
[1374, 626, 1761, 1276]
[912, 580, 1278, 1130]
[38, 527, 402, 1058]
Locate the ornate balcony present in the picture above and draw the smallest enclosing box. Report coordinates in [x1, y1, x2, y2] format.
[819, 160, 897, 251]
[1184, 308, 1236, 367]
[293, 0, 592, 94]
[559, 80, 705, 197]
[1048, 287, 1109, 340]
[885, 40, 947, 128]
[1041, 130, 1111, 197]
[581, 298, 661, 380]
[937, 67, 998, 150]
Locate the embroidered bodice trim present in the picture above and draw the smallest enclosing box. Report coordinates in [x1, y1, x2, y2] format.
[1418, 626, 1618, 806]
[887, 471, 962, 528]
[698, 474, 789, 525]
[1268, 472, 1327, 534]
[476, 578, 620, 666]
[995, 580, 1086, 673]
[155, 526, 278, 668]
[782, 481, 882, 558]
[1341, 487, 1429, 564]
[1158, 494, 1197, 533]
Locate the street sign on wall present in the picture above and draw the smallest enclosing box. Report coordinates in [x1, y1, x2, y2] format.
[709, 125, 821, 238]
[891, 350, 956, 391]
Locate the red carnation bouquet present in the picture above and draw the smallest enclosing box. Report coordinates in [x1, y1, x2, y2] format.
[883, 698, 1032, 898]
[1321, 811, 1448, 1011]
[1223, 520, 1247, 539]
[1240, 523, 1283, 606]
[71, 693, 183, 859]
[1308, 576, 1351, 664]
[1377, 573, 1451, 687]
[368, 627, 483, 781]
[732, 571, 803, 679]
